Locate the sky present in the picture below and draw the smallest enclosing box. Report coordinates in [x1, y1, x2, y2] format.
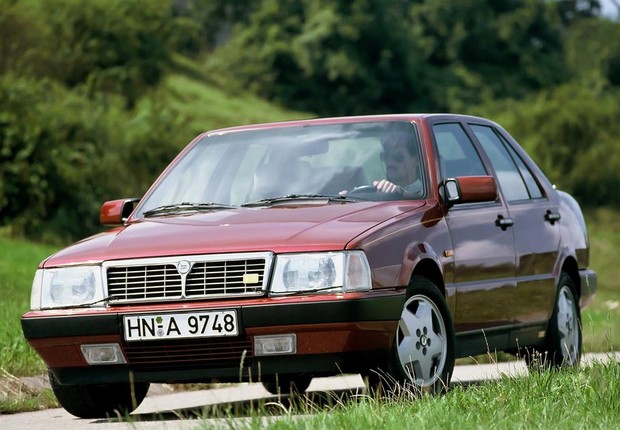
[600, 0, 619, 18]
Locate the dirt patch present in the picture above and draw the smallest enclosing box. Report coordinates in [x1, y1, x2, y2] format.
[0, 371, 47, 398]
[0, 369, 199, 402]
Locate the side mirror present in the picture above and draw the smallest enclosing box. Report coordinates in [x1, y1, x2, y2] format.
[442, 176, 497, 207]
[100, 198, 140, 226]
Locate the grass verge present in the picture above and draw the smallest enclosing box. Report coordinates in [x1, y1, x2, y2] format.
[0, 372, 58, 414]
[231, 360, 620, 429]
[0, 237, 58, 378]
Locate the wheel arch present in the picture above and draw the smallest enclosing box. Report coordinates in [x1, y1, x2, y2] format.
[399, 241, 446, 297]
[411, 258, 446, 297]
[560, 256, 581, 300]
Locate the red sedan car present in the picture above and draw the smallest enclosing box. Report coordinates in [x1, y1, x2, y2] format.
[22, 114, 597, 418]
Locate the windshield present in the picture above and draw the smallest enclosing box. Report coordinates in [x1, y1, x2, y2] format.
[136, 121, 424, 216]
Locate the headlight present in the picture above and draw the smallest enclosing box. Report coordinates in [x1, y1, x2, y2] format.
[270, 251, 371, 295]
[31, 266, 104, 310]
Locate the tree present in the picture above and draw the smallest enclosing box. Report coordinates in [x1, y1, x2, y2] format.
[0, 74, 187, 243]
[0, 0, 48, 77]
[472, 83, 620, 206]
[36, 0, 177, 109]
[564, 17, 620, 89]
[408, 0, 569, 111]
[208, 0, 583, 114]
[207, 0, 424, 115]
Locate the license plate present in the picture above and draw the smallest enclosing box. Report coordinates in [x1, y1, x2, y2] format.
[123, 310, 238, 341]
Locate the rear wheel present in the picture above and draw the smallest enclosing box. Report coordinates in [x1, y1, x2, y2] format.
[369, 277, 455, 394]
[528, 273, 582, 368]
[49, 371, 150, 418]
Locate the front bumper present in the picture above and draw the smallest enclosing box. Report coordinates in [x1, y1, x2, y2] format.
[579, 268, 597, 308]
[22, 291, 404, 385]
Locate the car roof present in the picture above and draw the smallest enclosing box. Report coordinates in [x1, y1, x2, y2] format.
[203, 113, 494, 137]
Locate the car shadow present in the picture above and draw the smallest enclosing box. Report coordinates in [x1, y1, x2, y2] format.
[100, 376, 502, 424]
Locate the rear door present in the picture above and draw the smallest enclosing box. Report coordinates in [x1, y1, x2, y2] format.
[468, 123, 559, 335]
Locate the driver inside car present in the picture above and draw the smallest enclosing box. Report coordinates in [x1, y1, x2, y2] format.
[373, 130, 422, 198]
[340, 128, 422, 199]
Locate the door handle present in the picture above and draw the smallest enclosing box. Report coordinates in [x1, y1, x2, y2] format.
[544, 210, 561, 225]
[495, 214, 514, 231]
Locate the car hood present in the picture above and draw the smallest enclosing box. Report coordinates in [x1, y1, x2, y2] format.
[43, 201, 426, 267]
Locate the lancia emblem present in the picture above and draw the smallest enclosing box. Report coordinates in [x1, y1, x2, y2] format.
[177, 260, 191, 274]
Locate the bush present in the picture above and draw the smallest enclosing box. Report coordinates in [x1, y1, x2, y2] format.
[0, 75, 186, 243]
[471, 83, 620, 207]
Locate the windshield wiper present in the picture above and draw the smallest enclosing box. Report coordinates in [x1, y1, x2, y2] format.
[242, 194, 358, 208]
[143, 202, 237, 217]
[274, 286, 343, 296]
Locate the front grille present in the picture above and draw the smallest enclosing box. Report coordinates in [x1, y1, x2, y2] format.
[104, 253, 272, 304]
[123, 337, 253, 370]
[108, 265, 183, 301]
[186, 259, 265, 296]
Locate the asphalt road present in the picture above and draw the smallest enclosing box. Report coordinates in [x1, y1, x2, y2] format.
[2, 353, 618, 430]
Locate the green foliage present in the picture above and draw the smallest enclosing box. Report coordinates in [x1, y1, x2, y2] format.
[0, 0, 49, 78]
[44, 0, 177, 108]
[565, 17, 620, 89]
[238, 362, 620, 429]
[207, 0, 421, 115]
[0, 388, 59, 415]
[1, 0, 620, 239]
[1, 0, 180, 109]
[409, 0, 568, 111]
[207, 0, 586, 115]
[171, 0, 257, 55]
[0, 75, 104, 241]
[471, 83, 620, 205]
[0, 74, 187, 243]
[0, 237, 58, 377]
[161, 61, 311, 136]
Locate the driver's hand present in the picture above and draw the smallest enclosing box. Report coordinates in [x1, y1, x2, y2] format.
[373, 180, 404, 194]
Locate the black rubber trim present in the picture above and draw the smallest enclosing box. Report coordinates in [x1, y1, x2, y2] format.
[454, 321, 547, 357]
[50, 350, 389, 385]
[22, 293, 406, 340]
[21, 314, 120, 340]
[241, 294, 405, 327]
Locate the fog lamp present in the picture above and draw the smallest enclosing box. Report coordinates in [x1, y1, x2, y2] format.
[254, 334, 296, 356]
[80, 343, 126, 365]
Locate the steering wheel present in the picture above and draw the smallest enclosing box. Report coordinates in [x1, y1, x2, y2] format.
[347, 184, 378, 195]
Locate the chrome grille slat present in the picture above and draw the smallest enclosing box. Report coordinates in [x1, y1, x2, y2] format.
[104, 254, 270, 304]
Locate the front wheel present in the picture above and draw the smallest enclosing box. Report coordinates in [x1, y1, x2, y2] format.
[374, 277, 455, 394]
[49, 371, 150, 418]
[262, 374, 312, 396]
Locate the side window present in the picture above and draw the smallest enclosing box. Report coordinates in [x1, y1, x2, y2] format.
[470, 124, 542, 201]
[433, 123, 487, 178]
[505, 143, 543, 199]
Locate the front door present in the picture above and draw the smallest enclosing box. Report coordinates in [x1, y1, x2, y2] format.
[432, 122, 518, 351]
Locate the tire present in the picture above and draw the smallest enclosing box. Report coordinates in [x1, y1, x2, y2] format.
[529, 272, 582, 369]
[49, 370, 150, 418]
[262, 374, 312, 396]
[371, 277, 455, 394]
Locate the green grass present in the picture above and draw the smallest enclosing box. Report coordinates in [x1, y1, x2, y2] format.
[161, 54, 313, 137]
[0, 387, 58, 414]
[581, 208, 620, 352]
[226, 361, 620, 429]
[0, 237, 58, 377]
